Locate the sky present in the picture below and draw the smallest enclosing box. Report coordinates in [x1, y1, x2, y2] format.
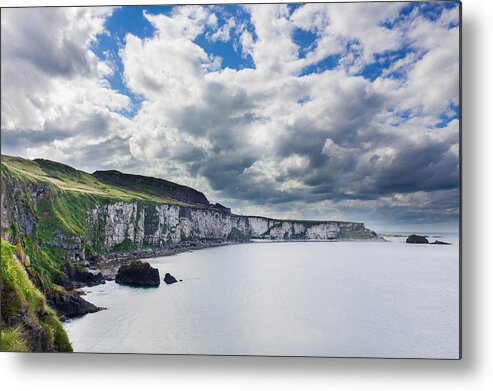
[0, 2, 460, 232]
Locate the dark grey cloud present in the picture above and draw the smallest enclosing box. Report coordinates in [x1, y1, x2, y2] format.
[360, 142, 459, 195]
[1, 111, 116, 155]
[337, 189, 460, 225]
[1, 128, 70, 151]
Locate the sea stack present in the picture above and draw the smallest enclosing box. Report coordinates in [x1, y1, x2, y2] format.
[115, 261, 160, 287]
[406, 235, 429, 244]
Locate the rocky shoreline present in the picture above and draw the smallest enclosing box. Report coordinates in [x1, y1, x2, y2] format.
[61, 237, 387, 318]
[86, 240, 230, 280]
[54, 241, 232, 318]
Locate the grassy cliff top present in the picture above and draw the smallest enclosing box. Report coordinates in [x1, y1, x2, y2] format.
[1, 155, 208, 207]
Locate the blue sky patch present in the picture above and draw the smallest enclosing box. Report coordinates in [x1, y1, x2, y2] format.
[300, 54, 340, 76]
[435, 103, 460, 128]
[360, 47, 417, 81]
[381, 1, 459, 29]
[194, 5, 256, 70]
[292, 28, 318, 59]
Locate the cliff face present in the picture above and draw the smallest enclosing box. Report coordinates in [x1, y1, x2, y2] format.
[0, 171, 39, 242]
[85, 202, 376, 252]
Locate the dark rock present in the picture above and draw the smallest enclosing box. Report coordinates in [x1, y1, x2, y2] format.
[406, 234, 429, 244]
[431, 240, 451, 245]
[164, 273, 178, 285]
[47, 290, 103, 318]
[115, 261, 160, 287]
[56, 277, 77, 290]
[58, 261, 106, 288]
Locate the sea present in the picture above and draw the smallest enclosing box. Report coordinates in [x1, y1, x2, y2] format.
[64, 233, 460, 358]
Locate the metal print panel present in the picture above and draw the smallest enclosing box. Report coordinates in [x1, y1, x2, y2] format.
[0, 1, 461, 358]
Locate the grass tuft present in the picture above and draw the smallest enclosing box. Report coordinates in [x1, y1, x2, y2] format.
[0, 326, 30, 352]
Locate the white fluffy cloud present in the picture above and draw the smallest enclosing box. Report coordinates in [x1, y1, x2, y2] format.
[1, 7, 133, 169]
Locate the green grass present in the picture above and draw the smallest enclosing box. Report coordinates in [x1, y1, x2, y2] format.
[1, 239, 72, 352]
[36, 190, 96, 240]
[93, 170, 205, 206]
[0, 326, 30, 352]
[1, 155, 194, 206]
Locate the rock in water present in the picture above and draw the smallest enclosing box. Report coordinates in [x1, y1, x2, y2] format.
[164, 273, 178, 285]
[406, 234, 429, 244]
[115, 261, 160, 287]
[431, 240, 451, 245]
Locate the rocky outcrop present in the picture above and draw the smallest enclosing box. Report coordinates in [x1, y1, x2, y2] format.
[46, 290, 103, 318]
[406, 235, 429, 244]
[163, 273, 178, 285]
[45, 231, 86, 262]
[57, 261, 106, 289]
[115, 261, 160, 287]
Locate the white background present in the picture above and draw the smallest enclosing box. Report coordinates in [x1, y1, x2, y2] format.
[0, 0, 490, 390]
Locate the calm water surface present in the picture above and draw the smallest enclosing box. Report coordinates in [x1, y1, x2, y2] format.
[65, 234, 459, 358]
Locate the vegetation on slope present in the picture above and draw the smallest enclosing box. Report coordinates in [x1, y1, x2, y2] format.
[1, 239, 72, 352]
[0, 326, 30, 352]
[93, 169, 210, 206]
[2, 155, 198, 206]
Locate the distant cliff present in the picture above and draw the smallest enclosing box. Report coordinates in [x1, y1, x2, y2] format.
[86, 202, 376, 252]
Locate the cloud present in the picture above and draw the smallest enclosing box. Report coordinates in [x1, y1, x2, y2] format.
[1, 7, 132, 171]
[1, 3, 460, 229]
[290, 2, 403, 73]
